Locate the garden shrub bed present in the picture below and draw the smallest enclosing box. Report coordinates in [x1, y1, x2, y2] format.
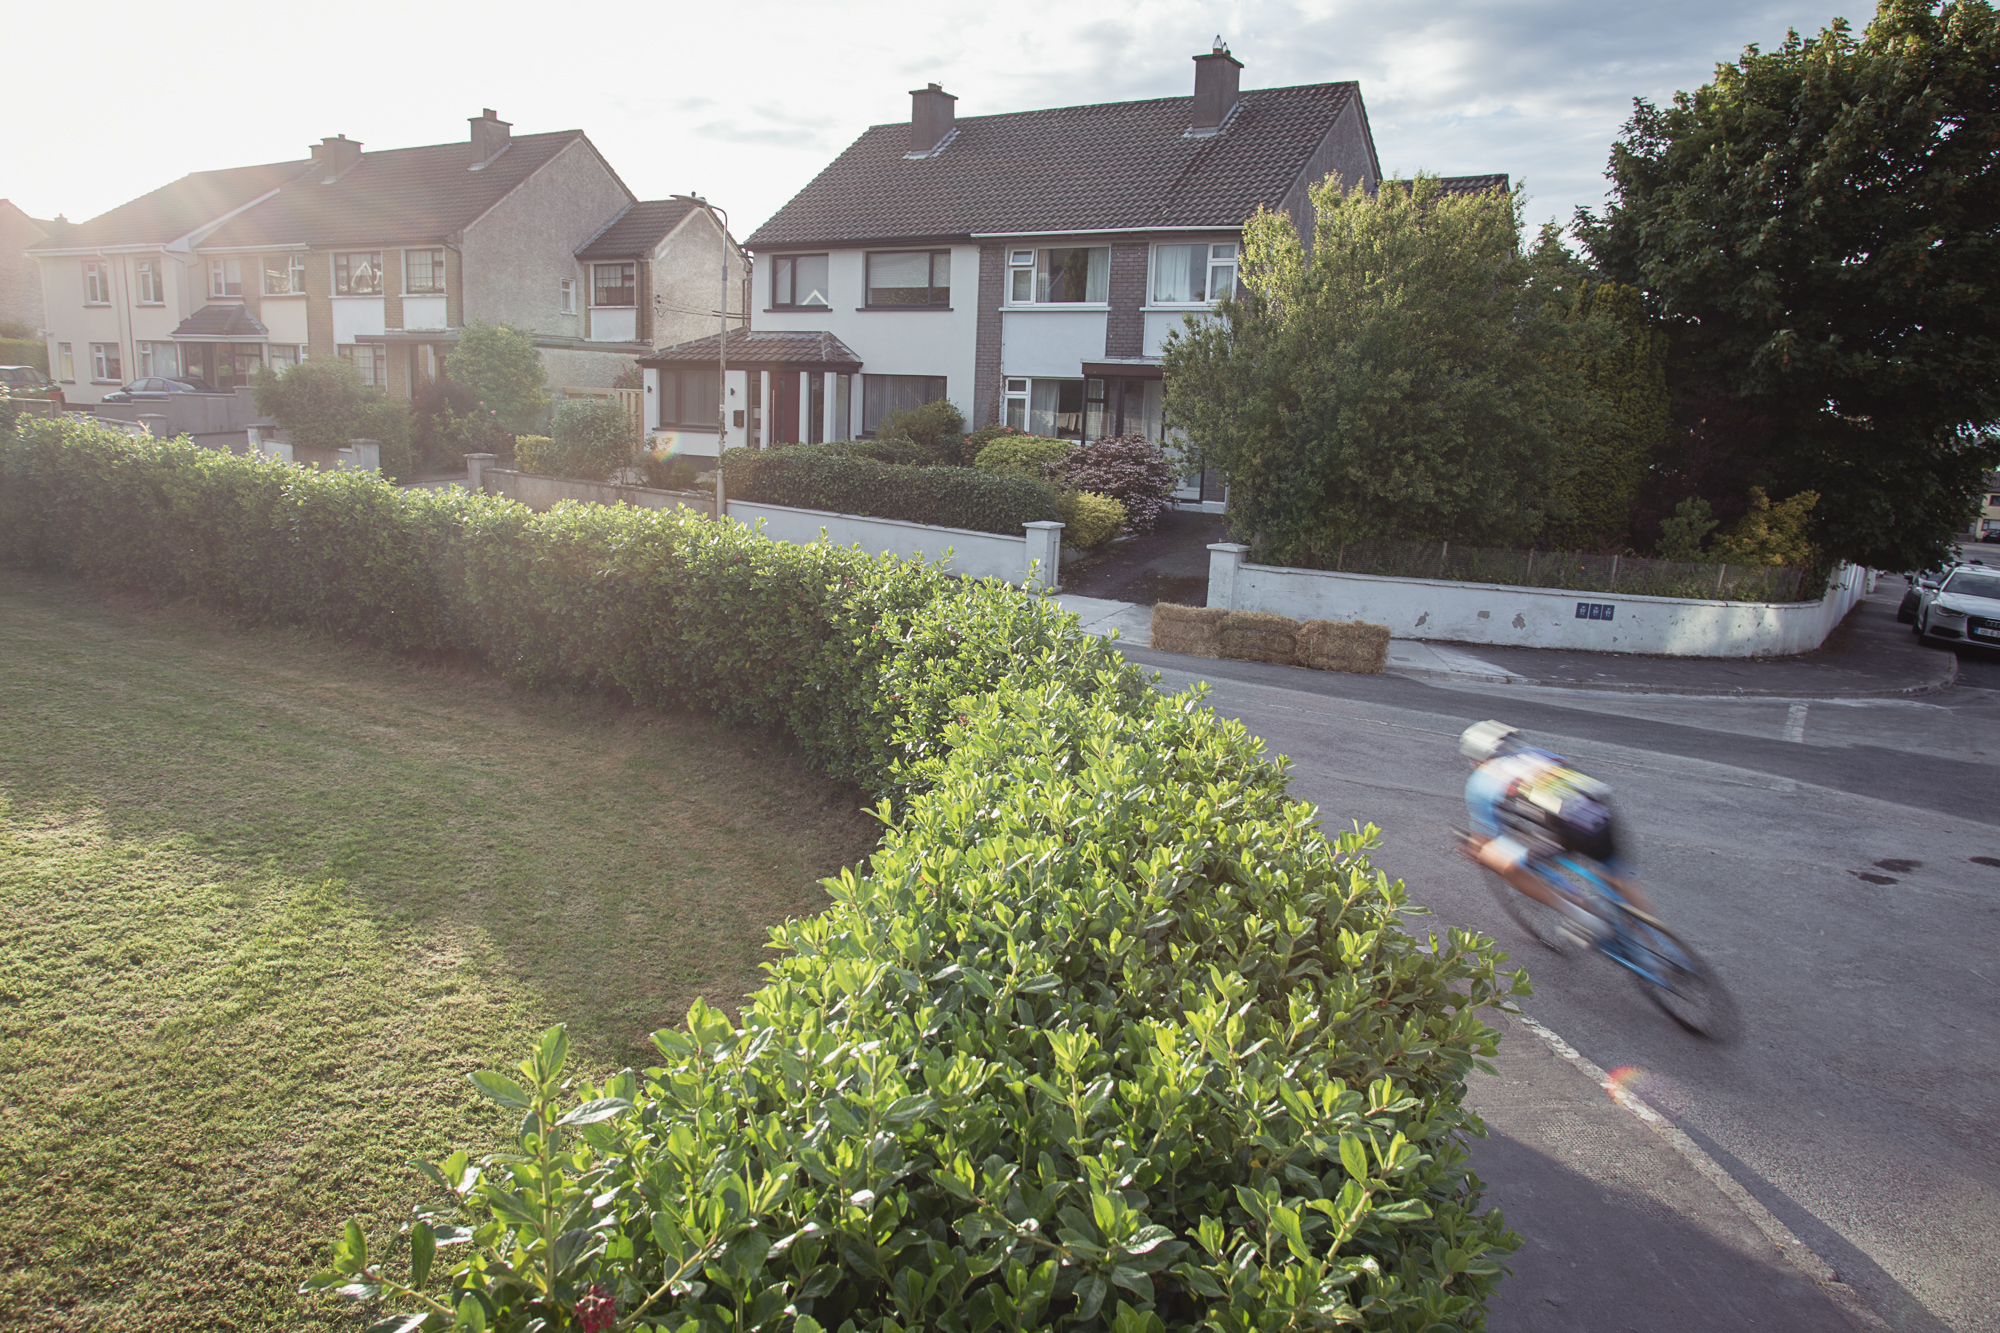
[2, 417, 1525, 1332]
[721, 443, 1060, 538]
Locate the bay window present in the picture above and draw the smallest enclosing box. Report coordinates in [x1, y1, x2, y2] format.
[334, 252, 383, 296]
[771, 254, 830, 307]
[865, 251, 949, 307]
[1151, 242, 1238, 304]
[1008, 247, 1109, 304]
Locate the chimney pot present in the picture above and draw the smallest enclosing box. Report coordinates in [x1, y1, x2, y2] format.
[1191, 44, 1243, 134]
[469, 108, 513, 169]
[909, 83, 957, 156]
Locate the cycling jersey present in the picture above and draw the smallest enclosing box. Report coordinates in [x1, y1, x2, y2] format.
[1466, 748, 1623, 872]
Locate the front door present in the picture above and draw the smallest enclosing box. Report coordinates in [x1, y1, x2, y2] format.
[772, 368, 799, 445]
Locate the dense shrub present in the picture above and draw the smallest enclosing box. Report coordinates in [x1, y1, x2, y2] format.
[876, 398, 967, 464]
[835, 436, 935, 467]
[413, 375, 511, 474]
[446, 321, 550, 432]
[1050, 433, 1181, 534]
[550, 398, 639, 479]
[963, 421, 1028, 459]
[640, 453, 704, 491]
[723, 444, 1060, 535]
[1057, 488, 1127, 547]
[2, 417, 1526, 1332]
[0, 336, 47, 374]
[975, 432, 1071, 478]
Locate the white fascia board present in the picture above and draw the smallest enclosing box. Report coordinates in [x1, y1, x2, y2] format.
[971, 225, 1245, 239]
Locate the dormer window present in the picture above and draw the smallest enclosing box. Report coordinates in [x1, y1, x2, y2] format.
[1151, 242, 1238, 304]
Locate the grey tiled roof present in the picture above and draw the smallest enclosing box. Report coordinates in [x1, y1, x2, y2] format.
[171, 305, 270, 339]
[28, 161, 312, 250]
[576, 199, 704, 259]
[639, 329, 861, 369]
[200, 132, 603, 248]
[1387, 174, 1512, 197]
[747, 83, 1364, 247]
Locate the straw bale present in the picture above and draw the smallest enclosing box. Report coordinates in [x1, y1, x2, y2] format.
[1218, 610, 1301, 666]
[1149, 603, 1225, 658]
[1297, 619, 1392, 673]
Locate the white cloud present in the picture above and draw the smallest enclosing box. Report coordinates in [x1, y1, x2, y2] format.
[9, 0, 1854, 238]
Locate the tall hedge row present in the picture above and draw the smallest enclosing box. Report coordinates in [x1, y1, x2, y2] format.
[1, 418, 1525, 1332]
[724, 443, 1061, 536]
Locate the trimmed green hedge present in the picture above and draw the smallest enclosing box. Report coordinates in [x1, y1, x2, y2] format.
[2, 417, 1525, 1332]
[723, 443, 1060, 536]
[0, 336, 48, 374]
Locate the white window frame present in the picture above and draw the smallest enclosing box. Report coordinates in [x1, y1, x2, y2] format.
[138, 342, 179, 378]
[1003, 376, 1029, 430]
[208, 257, 246, 299]
[1004, 246, 1109, 307]
[1148, 240, 1240, 307]
[58, 342, 74, 381]
[558, 278, 576, 314]
[264, 253, 306, 295]
[135, 259, 162, 305]
[90, 342, 122, 382]
[83, 261, 109, 305]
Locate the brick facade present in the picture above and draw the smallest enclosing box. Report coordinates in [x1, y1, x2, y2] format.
[1105, 241, 1149, 357]
[972, 241, 1004, 426]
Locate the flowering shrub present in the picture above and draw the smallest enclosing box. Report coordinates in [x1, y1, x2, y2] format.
[1048, 433, 1181, 533]
[2, 416, 1526, 1331]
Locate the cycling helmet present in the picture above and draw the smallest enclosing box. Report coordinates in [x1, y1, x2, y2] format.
[1459, 719, 1522, 763]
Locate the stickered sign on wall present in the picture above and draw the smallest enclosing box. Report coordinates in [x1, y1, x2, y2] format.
[1575, 602, 1616, 621]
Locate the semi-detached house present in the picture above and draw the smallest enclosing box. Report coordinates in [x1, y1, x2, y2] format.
[703, 43, 1504, 480]
[29, 111, 746, 407]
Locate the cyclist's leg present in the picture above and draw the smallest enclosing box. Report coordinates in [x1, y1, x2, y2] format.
[1476, 835, 1587, 914]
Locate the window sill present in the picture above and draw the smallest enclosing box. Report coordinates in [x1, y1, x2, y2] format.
[332, 292, 384, 299]
[83, 302, 111, 308]
[1141, 303, 1220, 312]
[1002, 303, 1111, 312]
[404, 290, 446, 297]
[136, 301, 165, 307]
[856, 305, 953, 312]
[262, 291, 306, 298]
[765, 306, 833, 313]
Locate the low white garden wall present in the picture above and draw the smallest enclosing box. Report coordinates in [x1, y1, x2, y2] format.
[1206, 543, 1868, 658]
[727, 500, 1063, 590]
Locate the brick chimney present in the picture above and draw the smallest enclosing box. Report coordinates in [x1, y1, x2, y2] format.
[469, 108, 512, 169]
[311, 134, 363, 181]
[1191, 39, 1242, 136]
[909, 83, 956, 156]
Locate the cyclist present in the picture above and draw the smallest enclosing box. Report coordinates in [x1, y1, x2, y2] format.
[1457, 720, 1657, 939]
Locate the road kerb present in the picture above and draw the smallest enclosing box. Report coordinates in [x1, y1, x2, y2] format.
[1512, 1012, 1890, 1332]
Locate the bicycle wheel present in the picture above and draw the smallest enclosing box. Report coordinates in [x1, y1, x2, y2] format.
[1617, 914, 1741, 1042]
[1483, 866, 1582, 954]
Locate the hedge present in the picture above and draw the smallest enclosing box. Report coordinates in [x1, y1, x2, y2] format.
[723, 443, 1061, 536]
[2, 417, 1526, 1332]
[0, 336, 48, 374]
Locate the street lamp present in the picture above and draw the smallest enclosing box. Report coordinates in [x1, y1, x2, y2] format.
[670, 193, 732, 518]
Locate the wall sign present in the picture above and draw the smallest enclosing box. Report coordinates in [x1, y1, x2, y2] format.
[1575, 602, 1616, 621]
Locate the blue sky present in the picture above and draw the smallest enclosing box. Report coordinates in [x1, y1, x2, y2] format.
[12, 0, 1860, 242]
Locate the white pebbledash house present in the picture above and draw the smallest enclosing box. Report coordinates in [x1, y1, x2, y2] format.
[666, 43, 1503, 487]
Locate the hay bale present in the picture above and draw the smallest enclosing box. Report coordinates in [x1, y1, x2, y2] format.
[1150, 603, 1225, 658]
[1297, 618, 1392, 674]
[1218, 610, 1301, 666]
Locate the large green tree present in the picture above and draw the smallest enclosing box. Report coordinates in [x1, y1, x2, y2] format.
[444, 321, 549, 433]
[1541, 270, 1670, 550]
[1575, 0, 2000, 570]
[1164, 175, 1592, 565]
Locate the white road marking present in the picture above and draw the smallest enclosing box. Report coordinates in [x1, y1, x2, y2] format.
[1784, 702, 1810, 743]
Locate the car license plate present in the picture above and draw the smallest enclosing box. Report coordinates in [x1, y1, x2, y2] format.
[1974, 626, 2000, 639]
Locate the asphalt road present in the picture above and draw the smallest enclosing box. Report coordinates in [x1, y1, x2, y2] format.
[1122, 630, 2000, 1331]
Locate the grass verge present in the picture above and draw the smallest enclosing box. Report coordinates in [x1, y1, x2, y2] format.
[0, 574, 878, 1331]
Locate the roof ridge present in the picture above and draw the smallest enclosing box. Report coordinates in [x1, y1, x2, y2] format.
[857, 79, 1358, 131]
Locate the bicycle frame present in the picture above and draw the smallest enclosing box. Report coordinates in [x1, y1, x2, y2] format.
[1525, 853, 1682, 989]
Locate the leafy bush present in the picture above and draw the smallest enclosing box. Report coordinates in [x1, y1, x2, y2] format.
[975, 433, 1070, 479]
[251, 358, 414, 479]
[876, 398, 967, 464]
[550, 398, 639, 480]
[512, 435, 556, 473]
[1057, 489, 1126, 547]
[413, 375, 511, 474]
[1711, 487, 1818, 567]
[1655, 497, 1718, 561]
[2, 416, 1526, 1332]
[446, 321, 550, 433]
[0, 337, 47, 374]
[835, 436, 935, 467]
[963, 422, 1028, 459]
[724, 444, 1060, 535]
[1049, 433, 1180, 534]
[640, 454, 704, 491]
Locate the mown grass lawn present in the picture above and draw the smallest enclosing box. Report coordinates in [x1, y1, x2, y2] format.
[0, 574, 880, 1331]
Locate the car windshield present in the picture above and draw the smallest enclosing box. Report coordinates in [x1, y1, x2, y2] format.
[1942, 570, 2000, 601]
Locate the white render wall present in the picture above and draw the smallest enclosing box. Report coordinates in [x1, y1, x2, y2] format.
[1206, 544, 1869, 658]
[753, 245, 980, 422]
[728, 500, 1062, 589]
[1000, 308, 1109, 377]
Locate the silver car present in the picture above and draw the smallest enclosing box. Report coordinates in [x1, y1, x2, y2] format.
[1914, 565, 2000, 647]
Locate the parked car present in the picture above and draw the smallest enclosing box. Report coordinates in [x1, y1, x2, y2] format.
[1913, 564, 2000, 646]
[0, 364, 64, 411]
[1897, 564, 1959, 623]
[99, 376, 218, 403]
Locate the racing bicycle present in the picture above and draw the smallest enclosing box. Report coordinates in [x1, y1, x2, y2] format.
[1458, 829, 1739, 1041]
